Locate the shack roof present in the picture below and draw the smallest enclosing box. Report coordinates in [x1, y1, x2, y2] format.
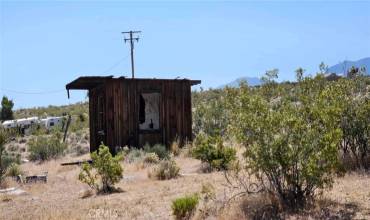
[66, 76, 201, 98]
[66, 76, 201, 90]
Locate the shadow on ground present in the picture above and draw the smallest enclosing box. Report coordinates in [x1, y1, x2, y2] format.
[240, 194, 362, 220]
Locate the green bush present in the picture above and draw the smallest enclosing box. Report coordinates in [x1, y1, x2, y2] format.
[172, 194, 199, 220]
[79, 144, 123, 193]
[340, 96, 370, 170]
[6, 163, 22, 177]
[150, 159, 180, 180]
[192, 135, 236, 171]
[192, 89, 229, 137]
[226, 74, 346, 209]
[144, 144, 169, 159]
[28, 133, 67, 161]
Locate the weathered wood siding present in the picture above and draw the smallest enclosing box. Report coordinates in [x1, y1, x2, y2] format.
[89, 79, 193, 153]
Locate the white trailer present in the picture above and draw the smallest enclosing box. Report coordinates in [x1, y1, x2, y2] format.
[1, 120, 18, 129]
[15, 117, 39, 128]
[1, 117, 40, 135]
[40, 116, 64, 129]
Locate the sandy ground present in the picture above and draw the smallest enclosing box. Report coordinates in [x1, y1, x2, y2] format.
[0, 154, 370, 220]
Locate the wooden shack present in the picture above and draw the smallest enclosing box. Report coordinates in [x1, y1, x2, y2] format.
[66, 76, 201, 153]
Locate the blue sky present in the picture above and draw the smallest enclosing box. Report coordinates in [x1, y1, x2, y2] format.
[1, 1, 369, 109]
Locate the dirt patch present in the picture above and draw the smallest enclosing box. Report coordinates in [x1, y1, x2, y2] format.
[0, 156, 369, 220]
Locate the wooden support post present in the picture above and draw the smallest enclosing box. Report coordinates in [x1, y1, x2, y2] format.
[63, 115, 72, 143]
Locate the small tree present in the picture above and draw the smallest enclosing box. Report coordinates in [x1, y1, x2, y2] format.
[79, 144, 123, 193]
[0, 96, 14, 121]
[295, 67, 305, 82]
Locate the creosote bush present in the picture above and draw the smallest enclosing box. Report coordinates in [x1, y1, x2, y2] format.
[226, 73, 348, 210]
[79, 144, 123, 193]
[144, 143, 169, 159]
[172, 194, 199, 220]
[28, 133, 67, 161]
[149, 159, 180, 180]
[192, 134, 236, 171]
[340, 94, 370, 170]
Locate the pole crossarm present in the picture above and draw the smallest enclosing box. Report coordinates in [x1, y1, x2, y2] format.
[122, 30, 141, 78]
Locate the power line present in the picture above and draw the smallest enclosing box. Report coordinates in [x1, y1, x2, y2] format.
[101, 54, 130, 75]
[122, 30, 141, 78]
[1, 54, 131, 95]
[0, 88, 65, 95]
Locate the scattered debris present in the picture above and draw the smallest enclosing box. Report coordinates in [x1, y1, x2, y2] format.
[15, 172, 48, 184]
[0, 187, 27, 195]
[122, 175, 136, 182]
[179, 173, 199, 177]
[61, 159, 93, 166]
[25, 174, 47, 184]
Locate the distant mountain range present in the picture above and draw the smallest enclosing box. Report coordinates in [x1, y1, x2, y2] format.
[327, 57, 370, 76]
[218, 77, 262, 88]
[219, 57, 370, 88]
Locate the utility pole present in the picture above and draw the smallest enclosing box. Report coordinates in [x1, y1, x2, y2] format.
[122, 31, 141, 78]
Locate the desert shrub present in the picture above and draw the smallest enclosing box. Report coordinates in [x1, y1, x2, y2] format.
[1, 152, 20, 168]
[192, 135, 236, 171]
[170, 137, 181, 156]
[28, 124, 48, 136]
[201, 183, 216, 200]
[18, 138, 27, 144]
[149, 159, 180, 180]
[70, 114, 88, 133]
[192, 89, 229, 137]
[72, 144, 90, 156]
[178, 141, 193, 158]
[7, 144, 18, 152]
[28, 133, 67, 161]
[79, 144, 123, 193]
[172, 194, 199, 220]
[14, 102, 88, 120]
[125, 148, 146, 163]
[0, 131, 7, 184]
[227, 74, 345, 210]
[143, 152, 160, 164]
[6, 163, 22, 177]
[144, 144, 169, 159]
[340, 97, 370, 170]
[0, 131, 21, 185]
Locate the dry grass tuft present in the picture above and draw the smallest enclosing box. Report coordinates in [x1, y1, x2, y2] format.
[170, 138, 181, 157]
